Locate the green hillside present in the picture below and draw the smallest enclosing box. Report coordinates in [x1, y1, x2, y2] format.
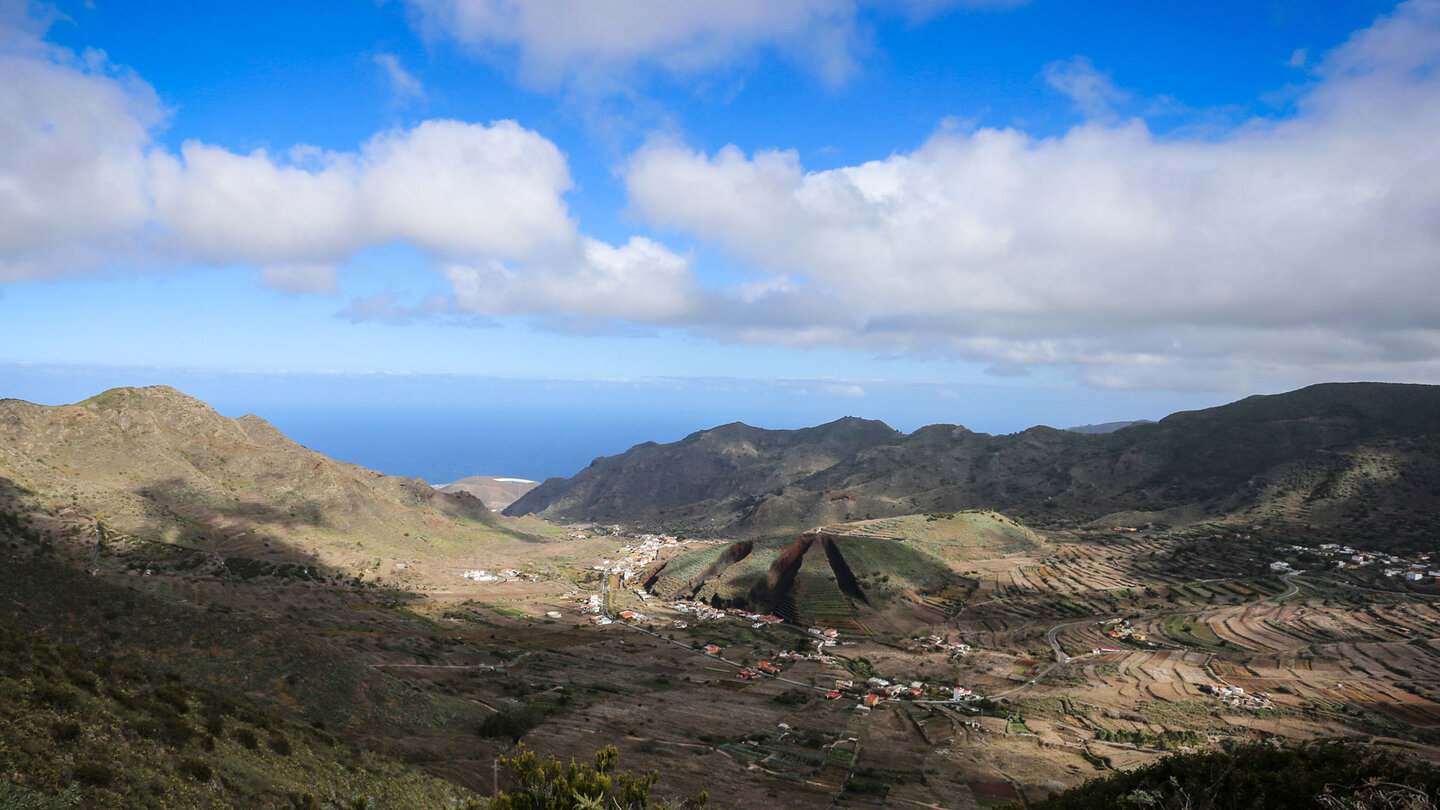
[0, 622, 472, 809]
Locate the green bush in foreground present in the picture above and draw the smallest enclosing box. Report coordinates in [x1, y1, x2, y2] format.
[1011, 741, 1440, 810]
[490, 746, 707, 810]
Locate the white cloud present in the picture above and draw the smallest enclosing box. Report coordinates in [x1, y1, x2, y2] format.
[374, 52, 425, 104]
[444, 236, 696, 323]
[0, 20, 161, 280]
[259, 263, 339, 295]
[404, 0, 860, 86]
[0, 9, 685, 308]
[147, 119, 577, 267]
[401, 0, 1023, 88]
[624, 0, 1440, 390]
[337, 291, 469, 325]
[1043, 56, 1129, 120]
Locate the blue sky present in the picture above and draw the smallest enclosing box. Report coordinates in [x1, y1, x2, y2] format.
[4, 0, 1440, 480]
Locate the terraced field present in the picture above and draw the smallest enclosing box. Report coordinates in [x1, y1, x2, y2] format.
[694, 545, 781, 604]
[646, 544, 729, 599]
[829, 511, 1041, 562]
[788, 548, 859, 628]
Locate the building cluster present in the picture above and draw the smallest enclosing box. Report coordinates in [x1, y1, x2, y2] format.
[1101, 618, 1148, 642]
[593, 533, 687, 584]
[735, 660, 785, 679]
[458, 568, 522, 582]
[1196, 681, 1272, 709]
[915, 635, 971, 657]
[846, 676, 981, 705]
[775, 649, 835, 663]
[806, 627, 840, 646]
[1275, 544, 1439, 581]
[734, 608, 785, 626]
[669, 600, 784, 627]
[671, 601, 729, 621]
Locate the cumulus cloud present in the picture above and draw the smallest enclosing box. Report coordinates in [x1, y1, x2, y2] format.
[401, 0, 1021, 88]
[624, 0, 1440, 390]
[0, 8, 689, 310]
[444, 236, 697, 323]
[146, 119, 577, 267]
[0, 15, 161, 279]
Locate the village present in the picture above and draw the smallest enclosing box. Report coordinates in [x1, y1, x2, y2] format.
[1195, 681, 1274, 710]
[546, 531, 999, 713]
[1271, 543, 1440, 582]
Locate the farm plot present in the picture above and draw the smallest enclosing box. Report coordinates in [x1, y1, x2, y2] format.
[647, 544, 728, 598]
[1211, 606, 1300, 653]
[1143, 614, 1225, 652]
[1046, 542, 1151, 591]
[694, 546, 779, 604]
[1368, 603, 1440, 638]
[789, 562, 859, 628]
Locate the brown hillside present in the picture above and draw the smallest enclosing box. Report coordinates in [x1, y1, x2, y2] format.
[0, 386, 538, 571]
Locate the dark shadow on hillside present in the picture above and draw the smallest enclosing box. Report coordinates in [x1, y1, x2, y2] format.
[0, 475, 43, 543]
[0, 474, 36, 501]
[0, 510, 457, 741]
[127, 477, 348, 571]
[136, 477, 332, 530]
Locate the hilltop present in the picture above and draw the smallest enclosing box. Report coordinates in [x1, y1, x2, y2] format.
[507, 382, 1440, 546]
[435, 475, 540, 511]
[0, 385, 562, 577]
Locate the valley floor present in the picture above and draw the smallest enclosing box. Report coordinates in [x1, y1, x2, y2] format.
[5, 511, 1440, 808]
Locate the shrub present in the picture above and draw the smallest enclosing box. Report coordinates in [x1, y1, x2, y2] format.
[32, 685, 79, 710]
[50, 720, 82, 743]
[71, 760, 116, 786]
[153, 684, 189, 714]
[491, 746, 706, 810]
[1018, 742, 1440, 810]
[234, 727, 259, 750]
[0, 780, 81, 809]
[160, 716, 196, 747]
[178, 758, 212, 781]
[127, 718, 161, 740]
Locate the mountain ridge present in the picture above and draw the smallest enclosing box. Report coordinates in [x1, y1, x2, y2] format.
[506, 382, 1440, 543]
[0, 385, 544, 573]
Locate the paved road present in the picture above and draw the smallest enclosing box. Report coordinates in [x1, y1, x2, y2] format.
[1046, 619, 1095, 664]
[1277, 572, 1302, 599]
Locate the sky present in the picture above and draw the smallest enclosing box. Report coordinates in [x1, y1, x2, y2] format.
[3, 0, 1440, 481]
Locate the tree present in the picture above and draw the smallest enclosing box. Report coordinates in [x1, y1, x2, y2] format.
[489, 746, 706, 810]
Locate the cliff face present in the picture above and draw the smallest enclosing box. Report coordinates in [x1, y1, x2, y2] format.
[505, 383, 1440, 542]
